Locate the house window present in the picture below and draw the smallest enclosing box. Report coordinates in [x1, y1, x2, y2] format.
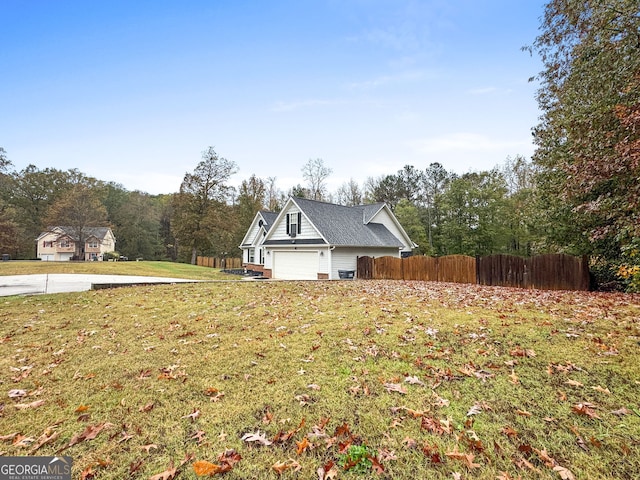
[249, 248, 255, 263]
[88, 240, 99, 248]
[59, 239, 71, 248]
[43, 241, 53, 248]
[286, 212, 302, 236]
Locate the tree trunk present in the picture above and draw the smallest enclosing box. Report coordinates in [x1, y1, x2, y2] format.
[191, 246, 197, 265]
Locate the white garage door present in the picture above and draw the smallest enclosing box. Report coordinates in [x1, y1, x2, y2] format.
[273, 251, 318, 280]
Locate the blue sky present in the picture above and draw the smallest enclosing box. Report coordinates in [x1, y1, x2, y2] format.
[1, 0, 545, 195]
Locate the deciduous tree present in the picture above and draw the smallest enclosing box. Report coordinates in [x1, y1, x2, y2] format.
[302, 158, 332, 201]
[529, 0, 640, 281]
[171, 147, 238, 264]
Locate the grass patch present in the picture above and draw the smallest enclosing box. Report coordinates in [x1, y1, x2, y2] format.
[0, 280, 639, 479]
[0, 260, 238, 280]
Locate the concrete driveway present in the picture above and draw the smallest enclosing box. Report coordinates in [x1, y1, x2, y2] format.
[0, 274, 199, 297]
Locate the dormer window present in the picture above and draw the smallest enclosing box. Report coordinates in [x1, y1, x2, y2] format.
[286, 212, 301, 237]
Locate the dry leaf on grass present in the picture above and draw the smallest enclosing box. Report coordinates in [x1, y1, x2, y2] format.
[272, 459, 301, 475]
[14, 399, 45, 410]
[553, 465, 576, 480]
[383, 383, 407, 394]
[242, 430, 273, 446]
[182, 409, 201, 421]
[58, 422, 113, 452]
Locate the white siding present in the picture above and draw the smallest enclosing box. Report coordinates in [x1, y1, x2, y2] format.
[369, 209, 413, 251]
[269, 206, 321, 241]
[245, 220, 263, 245]
[330, 247, 399, 279]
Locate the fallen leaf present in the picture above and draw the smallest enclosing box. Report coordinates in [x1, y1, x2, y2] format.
[75, 405, 90, 413]
[572, 403, 600, 419]
[193, 460, 220, 476]
[140, 444, 158, 453]
[384, 383, 408, 394]
[369, 454, 385, 473]
[317, 460, 338, 480]
[553, 465, 576, 480]
[515, 456, 541, 474]
[296, 437, 311, 455]
[8, 389, 27, 398]
[59, 422, 113, 452]
[149, 465, 177, 480]
[272, 461, 290, 475]
[565, 379, 583, 388]
[403, 437, 418, 449]
[14, 400, 45, 410]
[591, 385, 611, 395]
[242, 430, 272, 446]
[610, 407, 631, 416]
[466, 403, 483, 416]
[445, 445, 481, 469]
[29, 429, 59, 454]
[533, 447, 556, 468]
[378, 448, 397, 461]
[404, 375, 425, 386]
[272, 459, 301, 475]
[182, 409, 201, 421]
[13, 435, 35, 447]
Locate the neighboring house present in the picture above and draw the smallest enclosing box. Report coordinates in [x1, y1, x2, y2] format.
[36, 226, 116, 261]
[240, 197, 416, 280]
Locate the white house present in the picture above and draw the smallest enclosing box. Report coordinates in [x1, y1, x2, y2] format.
[240, 197, 416, 280]
[36, 226, 116, 261]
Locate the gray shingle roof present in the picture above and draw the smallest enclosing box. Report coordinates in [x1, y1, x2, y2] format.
[259, 211, 278, 232]
[292, 197, 404, 248]
[52, 226, 112, 241]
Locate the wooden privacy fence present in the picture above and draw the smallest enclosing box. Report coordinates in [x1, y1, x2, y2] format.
[477, 254, 590, 291]
[357, 254, 590, 291]
[357, 255, 476, 284]
[196, 256, 242, 269]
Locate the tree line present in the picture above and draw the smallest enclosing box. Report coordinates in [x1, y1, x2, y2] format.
[1, 0, 637, 290]
[0, 146, 537, 260]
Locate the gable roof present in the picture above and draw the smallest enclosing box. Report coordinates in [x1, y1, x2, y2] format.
[259, 211, 278, 231]
[239, 210, 279, 247]
[37, 226, 113, 242]
[287, 197, 408, 248]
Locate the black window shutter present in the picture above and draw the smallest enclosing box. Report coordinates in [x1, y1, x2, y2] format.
[286, 214, 290, 234]
[297, 212, 302, 234]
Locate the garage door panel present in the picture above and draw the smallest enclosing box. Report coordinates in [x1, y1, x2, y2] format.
[273, 251, 317, 280]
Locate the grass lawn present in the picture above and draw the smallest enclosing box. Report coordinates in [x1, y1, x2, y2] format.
[1, 280, 639, 479]
[0, 260, 240, 281]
